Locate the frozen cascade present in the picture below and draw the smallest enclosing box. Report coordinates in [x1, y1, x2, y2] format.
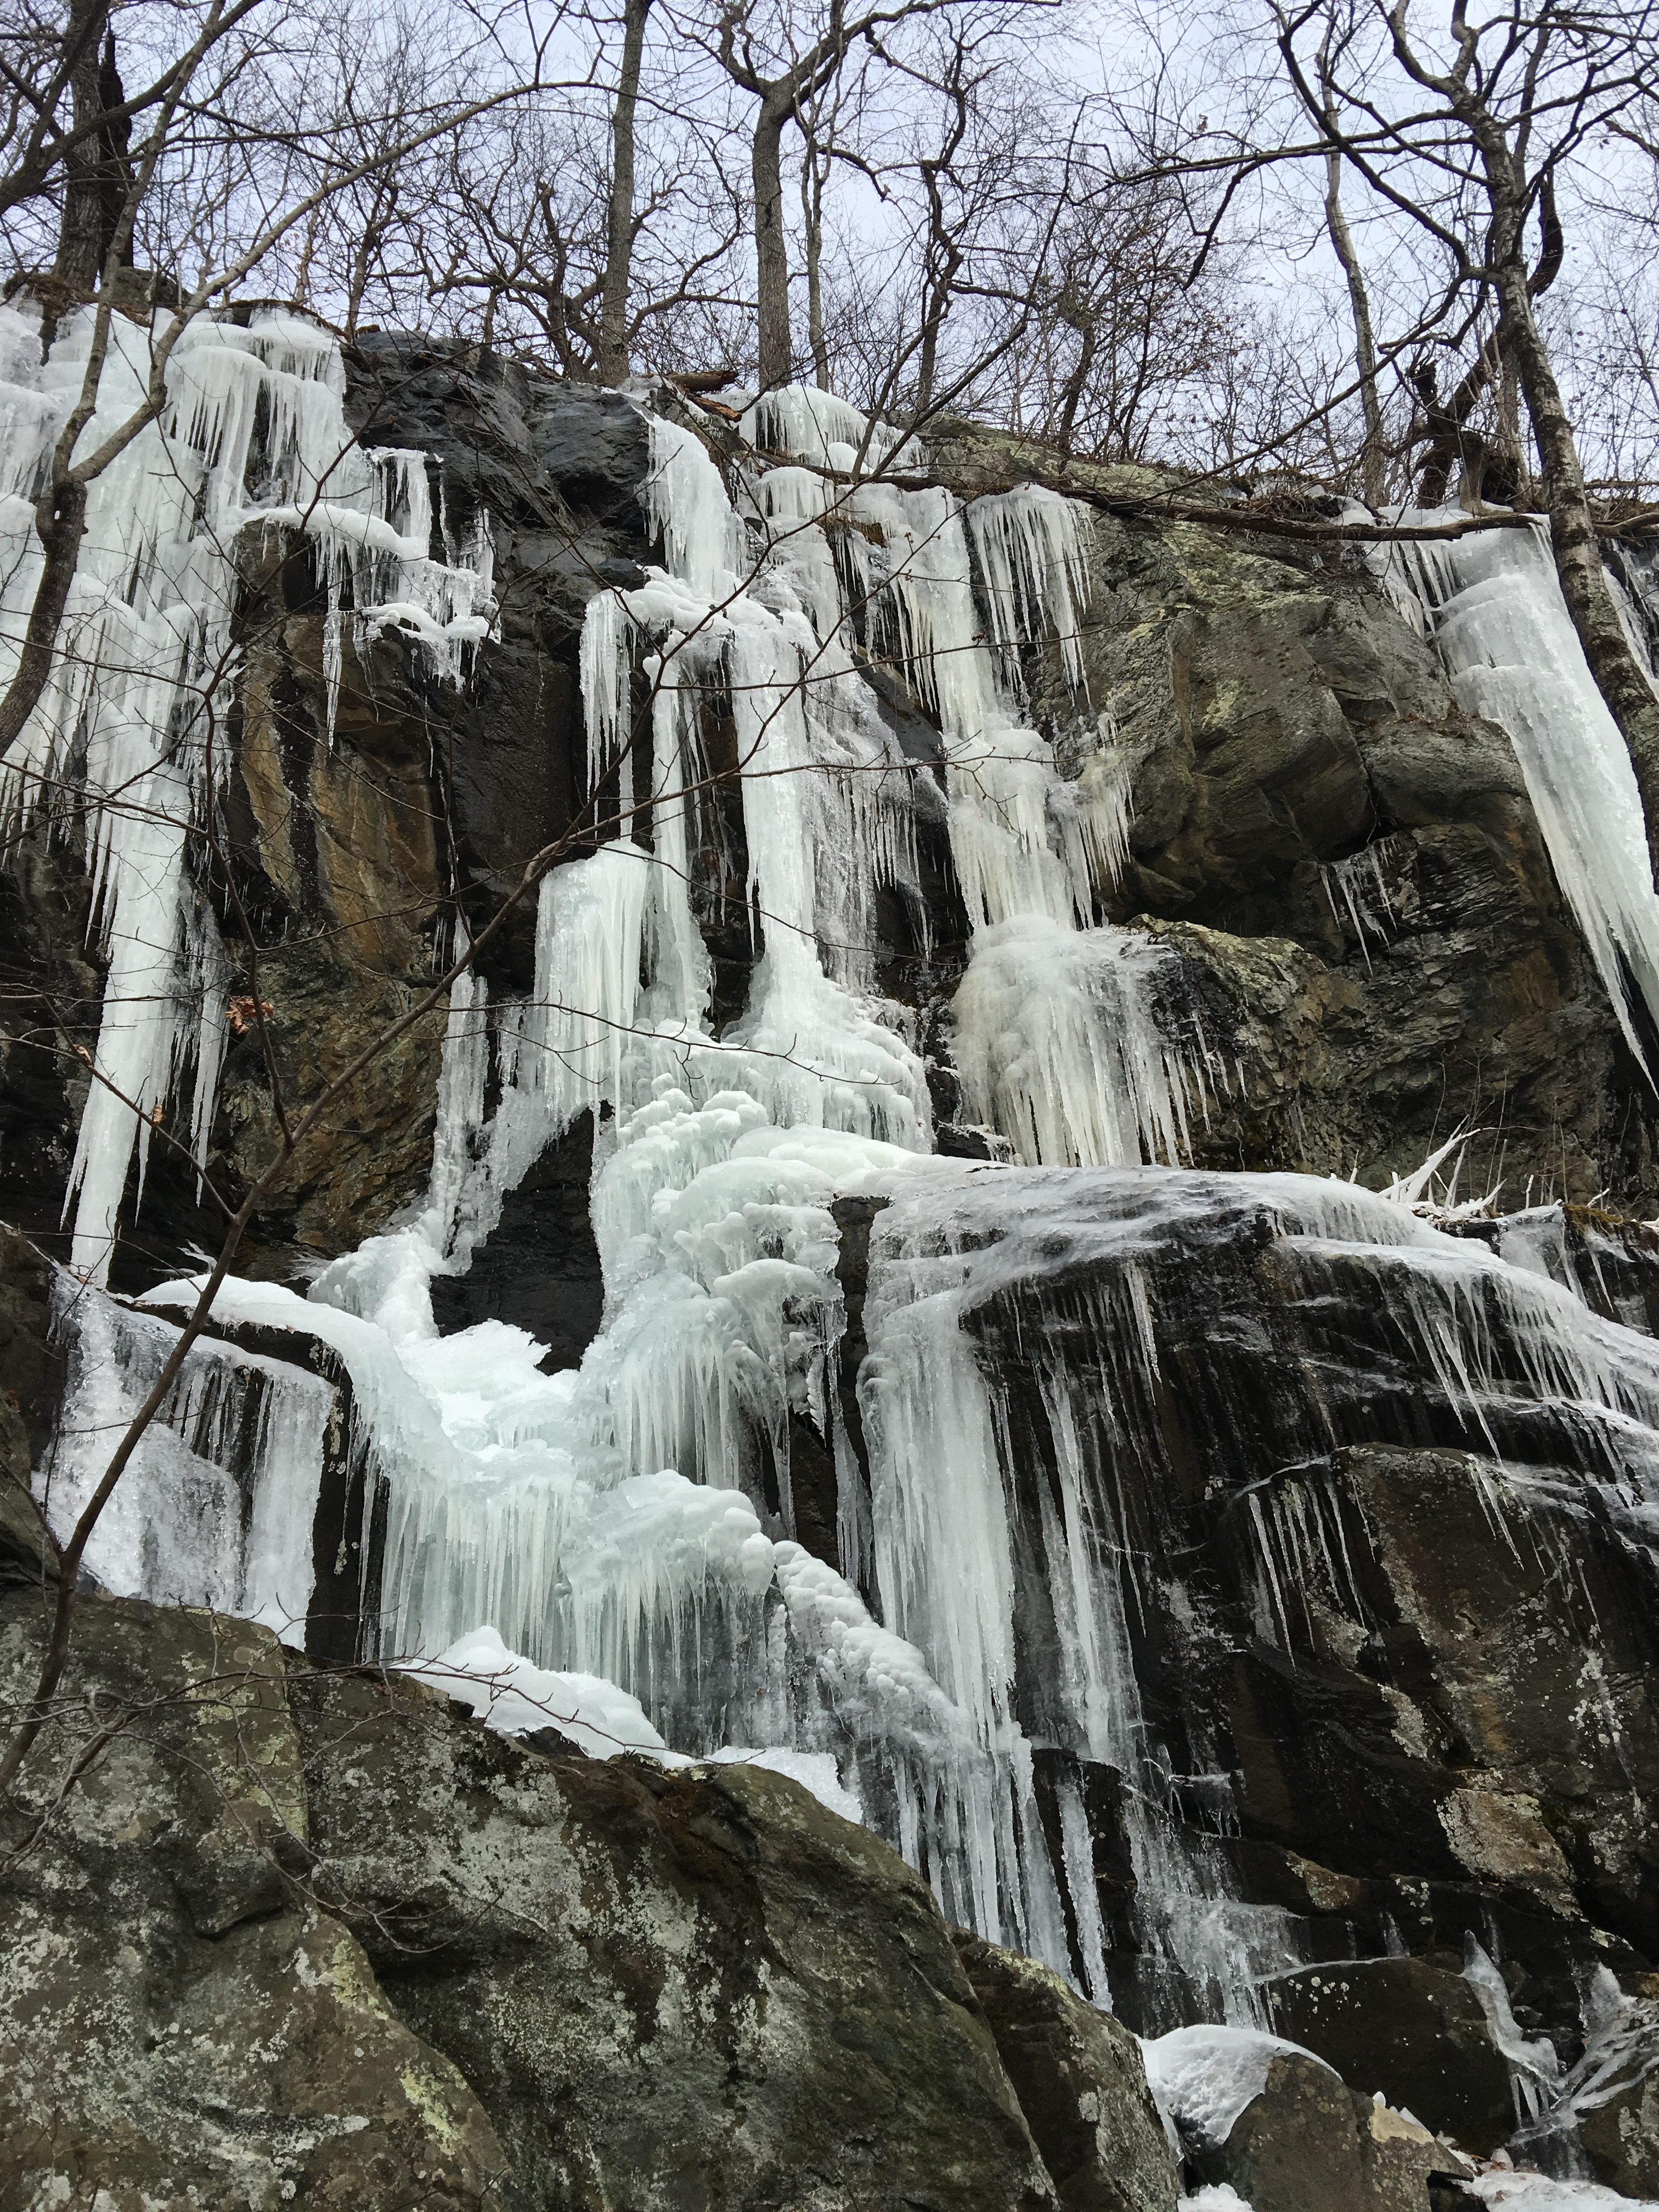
[1384, 516, 1659, 1070]
[41, 1278, 335, 1639]
[952, 914, 1206, 1167]
[855, 1164, 1659, 2021]
[0, 298, 495, 1284]
[36, 346, 1659, 2045]
[964, 484, 1094, 693]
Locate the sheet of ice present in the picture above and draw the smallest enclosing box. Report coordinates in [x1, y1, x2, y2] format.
[964, 484, 1093, 693]
[739, 383, 914, 473]
[39, 1278, 332, 1643]
[1143, 2024, 1335, 2150]
[1465, 1937, 1564, 2129]
[1465, 2175, 1659, 2211]
[1385, 516, 1659, 1072]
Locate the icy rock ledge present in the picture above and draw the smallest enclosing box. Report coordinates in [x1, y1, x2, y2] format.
[403, 1623, 865, 1824]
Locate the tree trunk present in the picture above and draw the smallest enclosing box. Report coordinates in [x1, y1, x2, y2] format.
[1495, 250, 1659, 881]
[753, 98, 792, 390]
[0, 480, 89, 758]
[598, 0, 650, 385]
[800, 136, 829, 387]
[52, 1, 114, 295]
[1323, 146, 1385, 509]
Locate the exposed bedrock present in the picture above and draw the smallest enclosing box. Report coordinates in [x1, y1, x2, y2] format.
[827, 1166, 1659, 2088]
[929, 419, 1657, 1208]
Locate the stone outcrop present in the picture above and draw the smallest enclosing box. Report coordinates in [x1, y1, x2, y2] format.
[927, 417, 1656, 1208]
[1266, 1960, 1518, 2153]
[0, 1585, 1196, 2212]
[1183, 2049, 1464, 2212]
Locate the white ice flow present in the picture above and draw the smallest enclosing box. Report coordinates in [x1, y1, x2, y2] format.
[1384, 516, 1659, 1075]
[28, 343, 1659, 2046]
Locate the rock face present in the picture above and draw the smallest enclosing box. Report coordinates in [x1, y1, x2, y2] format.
[292, 1658, 1057, 2212]
[931, 419, 1655, 1210]
[0, 1595, 507, 2210]
[1266, 1960, 1518, 2153]
[1, 1585, 1134, 2212]
[9, 343, 1659, 2198]
[950, 1929, 1180, 2212]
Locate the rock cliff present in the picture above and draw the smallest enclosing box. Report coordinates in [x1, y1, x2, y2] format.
[4, 329, 1659, 2207]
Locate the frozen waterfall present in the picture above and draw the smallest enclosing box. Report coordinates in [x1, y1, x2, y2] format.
[0, 300, 494, 1283]
[19, 329, 1659, 2037]
[1385, 516, 1659, 1074]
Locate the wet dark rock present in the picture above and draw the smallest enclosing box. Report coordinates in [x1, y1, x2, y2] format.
[1577, 2061, 1659, 2197]
[950, 1927, 1179, 2212]
[1266, 1959, 1517, 2153]
[427, 1109, 605, 1365]
[0, 1225, 58, 1588]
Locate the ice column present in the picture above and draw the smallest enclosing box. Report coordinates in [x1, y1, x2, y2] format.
[952, 915, 1203, 1167]
[1387, 518, 1659, 1070]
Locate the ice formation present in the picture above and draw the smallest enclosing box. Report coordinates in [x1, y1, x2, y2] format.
[22, 348, 1659, 2064]
[1385, 517, 1659, 1071]
[1143, 2023, 1337, 2149]
[0, 300, 494, 1284]
[952, 913, 1204, 1166]
[40, 1276, 333, 1635]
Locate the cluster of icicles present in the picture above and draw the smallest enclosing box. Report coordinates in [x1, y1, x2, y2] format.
[0, 300, 494, 1283]
[14, 311, 1659, 2033]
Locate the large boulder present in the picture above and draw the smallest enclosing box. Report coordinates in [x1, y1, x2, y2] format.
[1147, 2027, 1470, 2212]
[0, 1595, 506, 2209]
[0, 1585, 1065, 2211]
[950, 1927, 1179, 2212]
[1265, 1959, 1517, 2153]
[291, 1660, 1057, 2211]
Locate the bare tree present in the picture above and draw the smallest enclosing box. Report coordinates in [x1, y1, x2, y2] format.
[712, 0, 962, 388]
[0, 0, 569, 766]
[600, 0, 654, 380]
[1276, 0, 1659, 872]
[1315, 10, 1385, 504]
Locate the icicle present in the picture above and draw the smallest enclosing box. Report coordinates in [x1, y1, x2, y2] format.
[41, 1278, 334, 1641]
[964, 485, 1094, 693]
